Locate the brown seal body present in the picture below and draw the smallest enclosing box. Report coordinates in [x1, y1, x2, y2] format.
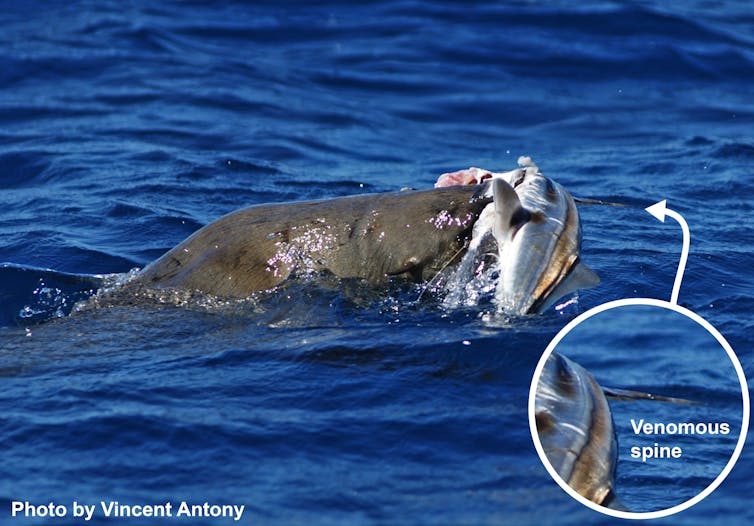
[132, 185, 491, 297]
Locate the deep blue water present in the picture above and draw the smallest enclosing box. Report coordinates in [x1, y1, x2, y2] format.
[549, 304, 744, 515]
[2, 1, 753, 524]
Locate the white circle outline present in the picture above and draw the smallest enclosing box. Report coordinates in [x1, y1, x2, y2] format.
[528, 297, 750, 520]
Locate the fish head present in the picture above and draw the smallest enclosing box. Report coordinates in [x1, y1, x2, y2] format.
[489, 166, 599, 314]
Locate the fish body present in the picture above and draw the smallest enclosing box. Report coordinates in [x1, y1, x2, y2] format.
[535, 352, 622, 508]
[493, 160, 599, 313]
[444, 158, 599, 314]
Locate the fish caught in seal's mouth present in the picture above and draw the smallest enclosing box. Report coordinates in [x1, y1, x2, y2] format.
[437, 157, 599, 315]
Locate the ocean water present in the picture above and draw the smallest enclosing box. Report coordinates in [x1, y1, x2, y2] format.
[1, 1, 753, 525]
[544, 304, 745, 515]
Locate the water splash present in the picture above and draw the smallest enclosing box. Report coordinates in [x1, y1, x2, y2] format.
[18, 282, 73, 323]
[0, 263, 115, 326]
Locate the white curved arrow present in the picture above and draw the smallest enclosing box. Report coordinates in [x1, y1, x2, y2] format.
[645, 200, 689, 305]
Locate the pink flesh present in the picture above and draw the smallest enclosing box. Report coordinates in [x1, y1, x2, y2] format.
[434, 167, 493, 188]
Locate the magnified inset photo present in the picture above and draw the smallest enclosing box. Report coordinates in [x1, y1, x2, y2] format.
[529, 301, 747, 519]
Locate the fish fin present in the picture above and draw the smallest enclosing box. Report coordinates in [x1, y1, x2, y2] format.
[574, 260, 600, 287]
[535, 261, 600, 312]
[492, 178, 529, 242]
[603, 387, 698, 405]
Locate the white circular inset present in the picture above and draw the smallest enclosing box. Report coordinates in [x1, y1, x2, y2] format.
[528, 297, 749, 520]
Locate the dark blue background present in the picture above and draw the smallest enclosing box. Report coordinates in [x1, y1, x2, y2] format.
[1, 1, 752, 524]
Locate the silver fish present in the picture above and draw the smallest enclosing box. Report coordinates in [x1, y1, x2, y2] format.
[491, 158, 599, 314]
[535, 352, 623, 509]
[445, 158, 599, 314]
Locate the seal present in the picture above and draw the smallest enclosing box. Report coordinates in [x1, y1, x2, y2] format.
[131, 185, 492, 298]
[124, 159, 600, 312]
